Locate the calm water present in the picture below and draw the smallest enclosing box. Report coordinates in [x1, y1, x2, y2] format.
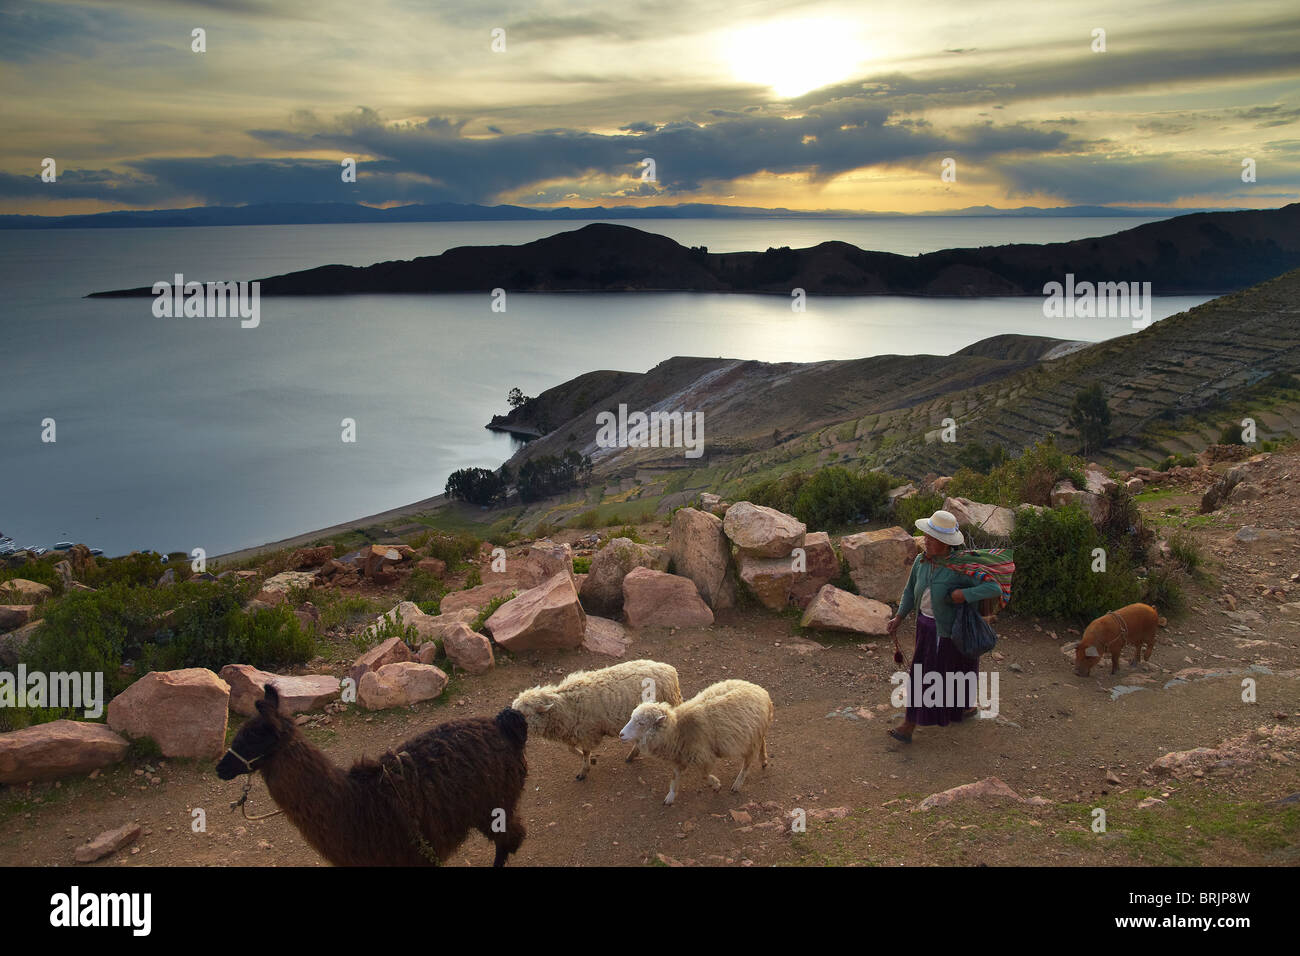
[0, 217, 1208, 556]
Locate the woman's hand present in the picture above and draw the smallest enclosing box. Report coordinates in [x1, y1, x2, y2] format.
[950, 589, 966, 604]
[886, 616, 901, 636]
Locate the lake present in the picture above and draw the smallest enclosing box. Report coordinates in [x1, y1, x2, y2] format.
[0, 217, 1209, 556]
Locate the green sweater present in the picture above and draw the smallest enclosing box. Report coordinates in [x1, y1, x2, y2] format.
[895, 554, 1003, 639]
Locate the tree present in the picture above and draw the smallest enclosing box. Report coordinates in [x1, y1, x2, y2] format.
[445, 467, 507, 506]
[1068, 383, 1111, 456]
[507, 387, 530, 409]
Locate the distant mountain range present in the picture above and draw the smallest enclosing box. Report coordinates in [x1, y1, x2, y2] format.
[89, 203, 1300, 299]
[2, 200, 1233, 230]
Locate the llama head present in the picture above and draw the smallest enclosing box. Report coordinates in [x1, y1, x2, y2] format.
[619, 701, 669, 744]
[216, 684, 295, 779]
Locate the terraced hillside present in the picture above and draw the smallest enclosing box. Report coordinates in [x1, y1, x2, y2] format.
[486, 268, 1300, 529]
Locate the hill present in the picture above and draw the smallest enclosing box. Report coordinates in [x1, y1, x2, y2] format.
[88, 204, 1300, 299]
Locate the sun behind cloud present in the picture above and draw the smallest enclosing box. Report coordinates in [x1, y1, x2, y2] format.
[723, 18, 868, 99]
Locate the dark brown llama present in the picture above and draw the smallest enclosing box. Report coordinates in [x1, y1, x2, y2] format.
[216, 684, 528, 866]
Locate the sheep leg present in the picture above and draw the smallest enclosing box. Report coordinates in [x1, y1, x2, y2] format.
[732, 752, 754, 793]
[760, 734, 769, 769]
[664, 768, 680, 806]
[573, 745, 591, 781]
[701, 761, 721, 792]
[492, 817, 526, 868]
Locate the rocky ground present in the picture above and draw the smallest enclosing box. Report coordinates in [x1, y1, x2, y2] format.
[2, 450, 1297, 868]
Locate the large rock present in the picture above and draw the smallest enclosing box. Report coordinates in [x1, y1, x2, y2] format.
[347, 636, 415, 688]
[737, 531, 837, 611]
[0, 605, 34, 632]
[219, 665, 341, 716]
[723, 501, 806, 557]
[622, 567, 714, 629]
[75, 823, 143, 863]
[582, 616, 630, 657]
[485, 571, 586, 651]
[800, 585, 891, 635]
[517, 539, 576, 588]
[0, 619, 40, 667]
[840, 527, 916, 602]
[667, 507, 736, 609]
[409, 607, 479, 646]
[258, 570, 318, 595]
[579, 537, 669, 615]
[914, 776, 1048, 811]
[0, 579, 52, 604]
[439, 580, 522, 615]
[1083, 465, 1119, 495]
[0, 720, 130, 784]
[943, 496, 1016, 538]
[106, 668, 230, 759]
[1050, 481, 1109, 523]
[358, 662, 448, 710]
[362, 544, 411, 584]
[54, 560, 74, 589]
[440, 622, 495, 675]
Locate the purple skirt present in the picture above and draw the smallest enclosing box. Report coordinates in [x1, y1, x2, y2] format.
[905, 613, 979, 727]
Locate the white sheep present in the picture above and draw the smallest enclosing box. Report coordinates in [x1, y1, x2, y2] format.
[511, 659, 682, 780]
[619, 678, 773, 805]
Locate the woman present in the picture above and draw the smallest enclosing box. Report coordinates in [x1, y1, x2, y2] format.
[885, 509, 1003, 744]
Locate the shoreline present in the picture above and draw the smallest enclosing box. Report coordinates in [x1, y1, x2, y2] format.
[211, 492, 452, 566]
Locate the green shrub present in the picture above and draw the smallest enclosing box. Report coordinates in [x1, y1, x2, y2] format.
[0, 559, 64, 597]
[948, 437, 1087, 507]
[569, 509, 603, 530]
[316, 593, 379, 632]
[1142, 567, 1185, 616]
[1166, 531, 1202, 574]
[463, 567, 483, 589]
[23, 581, 313, 701]
[745, 466, 892, 529]
[353, 609, 418, 652]
[614, 524, 645, 543]
[893, 493, 944, 532]
[472, 592, 517, 633]
[1157, 453, 1198, 471]
[403, 568, 445, 606]
[1218, 422, 1246, 445]
[1008, 503, 1141, 622]
[426, 532, 481, 571]
[81, 551, 174, 589]
[572, 556, 591, 574]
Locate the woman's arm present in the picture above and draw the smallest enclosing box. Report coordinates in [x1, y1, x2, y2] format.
[895, 557, 921, 620]
[949, 573, 1002, 606]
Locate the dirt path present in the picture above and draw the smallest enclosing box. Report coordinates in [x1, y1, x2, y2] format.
[4, 455, 1299, 867]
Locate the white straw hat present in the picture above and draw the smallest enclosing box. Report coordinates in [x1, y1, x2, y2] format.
[915, 509, 965, 546]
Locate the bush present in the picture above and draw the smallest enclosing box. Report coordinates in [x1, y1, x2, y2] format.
[955, 441, 1008, 474]
[0, 559, 64, 598]
[426, 532, 481, 571]
[403, 568, 445, 606]
[1218, 422, 1246, 445]
[948, 437, 1087, 507]
[1008, 503, 1141, 622]
[572, 556, 591, 574]
[745, 466, 893, 529]
[615, 525, 644, 544]
[1157, 453, 1197, 471]
[82, 551, 175, 589]
[23, 581, 314, 701]
[1166, 531, 1202, 574]
[1142, 567, 1185, 616]
[893, 493, 944, 532]
[516, 451, 592, 502]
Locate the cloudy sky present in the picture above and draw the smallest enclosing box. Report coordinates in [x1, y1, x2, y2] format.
[2, 0, 1297, 215]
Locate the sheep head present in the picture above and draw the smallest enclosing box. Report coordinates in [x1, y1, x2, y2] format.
[510, 687, 562, 733]
[619, 701, 669, 744]
[216, 684, 295, 780]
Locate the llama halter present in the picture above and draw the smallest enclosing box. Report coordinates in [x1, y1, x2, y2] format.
[224, 746, 284, 821]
